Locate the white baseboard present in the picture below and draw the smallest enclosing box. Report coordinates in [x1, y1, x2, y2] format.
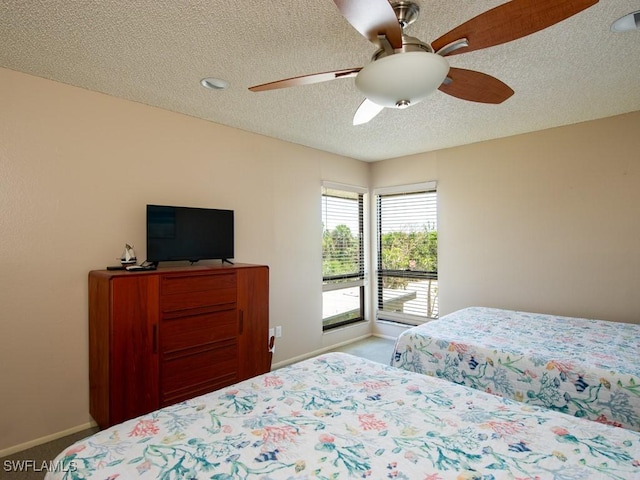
[371, 332, 398, 341]
[372, 319, 411, 339]
[271, 333, 373, 370]
[0, 421, 97, 458]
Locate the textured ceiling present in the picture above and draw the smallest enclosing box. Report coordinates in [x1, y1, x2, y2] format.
[1, 1, 639, 161]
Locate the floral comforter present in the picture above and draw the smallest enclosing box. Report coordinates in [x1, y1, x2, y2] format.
[391, 306, 640, 431]
[46, 352, 640, 479]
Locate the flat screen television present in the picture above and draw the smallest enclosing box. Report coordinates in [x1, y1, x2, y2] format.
[146, 205, 234, 264]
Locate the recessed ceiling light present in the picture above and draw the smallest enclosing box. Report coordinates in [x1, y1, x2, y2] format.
[200, 77, 229, 90]
[611, 11, 640, 32]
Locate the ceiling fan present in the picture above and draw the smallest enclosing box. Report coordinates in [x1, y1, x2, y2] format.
[249, 0, 598, 125]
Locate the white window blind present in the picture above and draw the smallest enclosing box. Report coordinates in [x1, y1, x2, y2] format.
[322, 182, 365, 330]
[375, 183, 438, 325]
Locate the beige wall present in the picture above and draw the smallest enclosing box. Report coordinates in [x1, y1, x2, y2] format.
[372, 110, 640, 332]
[0, 68, 370, 453]
[3, 65, 640, 454]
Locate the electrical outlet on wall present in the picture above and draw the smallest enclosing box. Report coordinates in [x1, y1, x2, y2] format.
[275, 326, 282, 338]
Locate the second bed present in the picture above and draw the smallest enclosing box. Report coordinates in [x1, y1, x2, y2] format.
[391, 306, 640, 431]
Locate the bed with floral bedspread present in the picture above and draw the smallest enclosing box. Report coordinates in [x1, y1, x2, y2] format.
[45, 352, 640, 479]
[391, 306, 640, 431]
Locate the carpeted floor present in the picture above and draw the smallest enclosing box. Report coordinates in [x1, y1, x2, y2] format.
[2, 335, 396, 479]
[2, 427, 100, 480]
[330, 335, 396, 364]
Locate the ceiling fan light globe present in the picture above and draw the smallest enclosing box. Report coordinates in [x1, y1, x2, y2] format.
[355, 51, 449, 108]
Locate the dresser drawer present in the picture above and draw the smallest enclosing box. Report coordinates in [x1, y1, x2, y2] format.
[161, 272, 236, 295]
[161, 309, 237, 354]
[161, 273, 237, 312]
[160, 339, 238, 405]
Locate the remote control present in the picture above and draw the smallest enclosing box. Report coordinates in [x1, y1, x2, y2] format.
[125, 265, 146, 271]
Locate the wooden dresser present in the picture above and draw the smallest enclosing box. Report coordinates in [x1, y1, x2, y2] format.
[88, 264, 270, 429]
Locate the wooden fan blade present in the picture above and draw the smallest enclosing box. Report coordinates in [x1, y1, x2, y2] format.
[439, 68, 514, 104]
[249, 68, 361, 92]
[432, 0, 598, 56]
[353, 98, 385, 125]
[333, 0, 403, 49]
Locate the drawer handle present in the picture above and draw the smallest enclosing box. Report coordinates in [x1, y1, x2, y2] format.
[152, 324, 158, 353]
[239, 310, 244, 334]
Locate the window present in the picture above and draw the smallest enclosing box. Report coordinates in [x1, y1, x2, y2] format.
[322, 182, 366, 330]
[375, 182, 438, 325]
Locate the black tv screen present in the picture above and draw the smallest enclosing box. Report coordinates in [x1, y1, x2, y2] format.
[146, 205, 234, 264]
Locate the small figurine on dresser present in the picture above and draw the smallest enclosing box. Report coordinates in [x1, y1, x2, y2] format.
[120, 244, 137, 266]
